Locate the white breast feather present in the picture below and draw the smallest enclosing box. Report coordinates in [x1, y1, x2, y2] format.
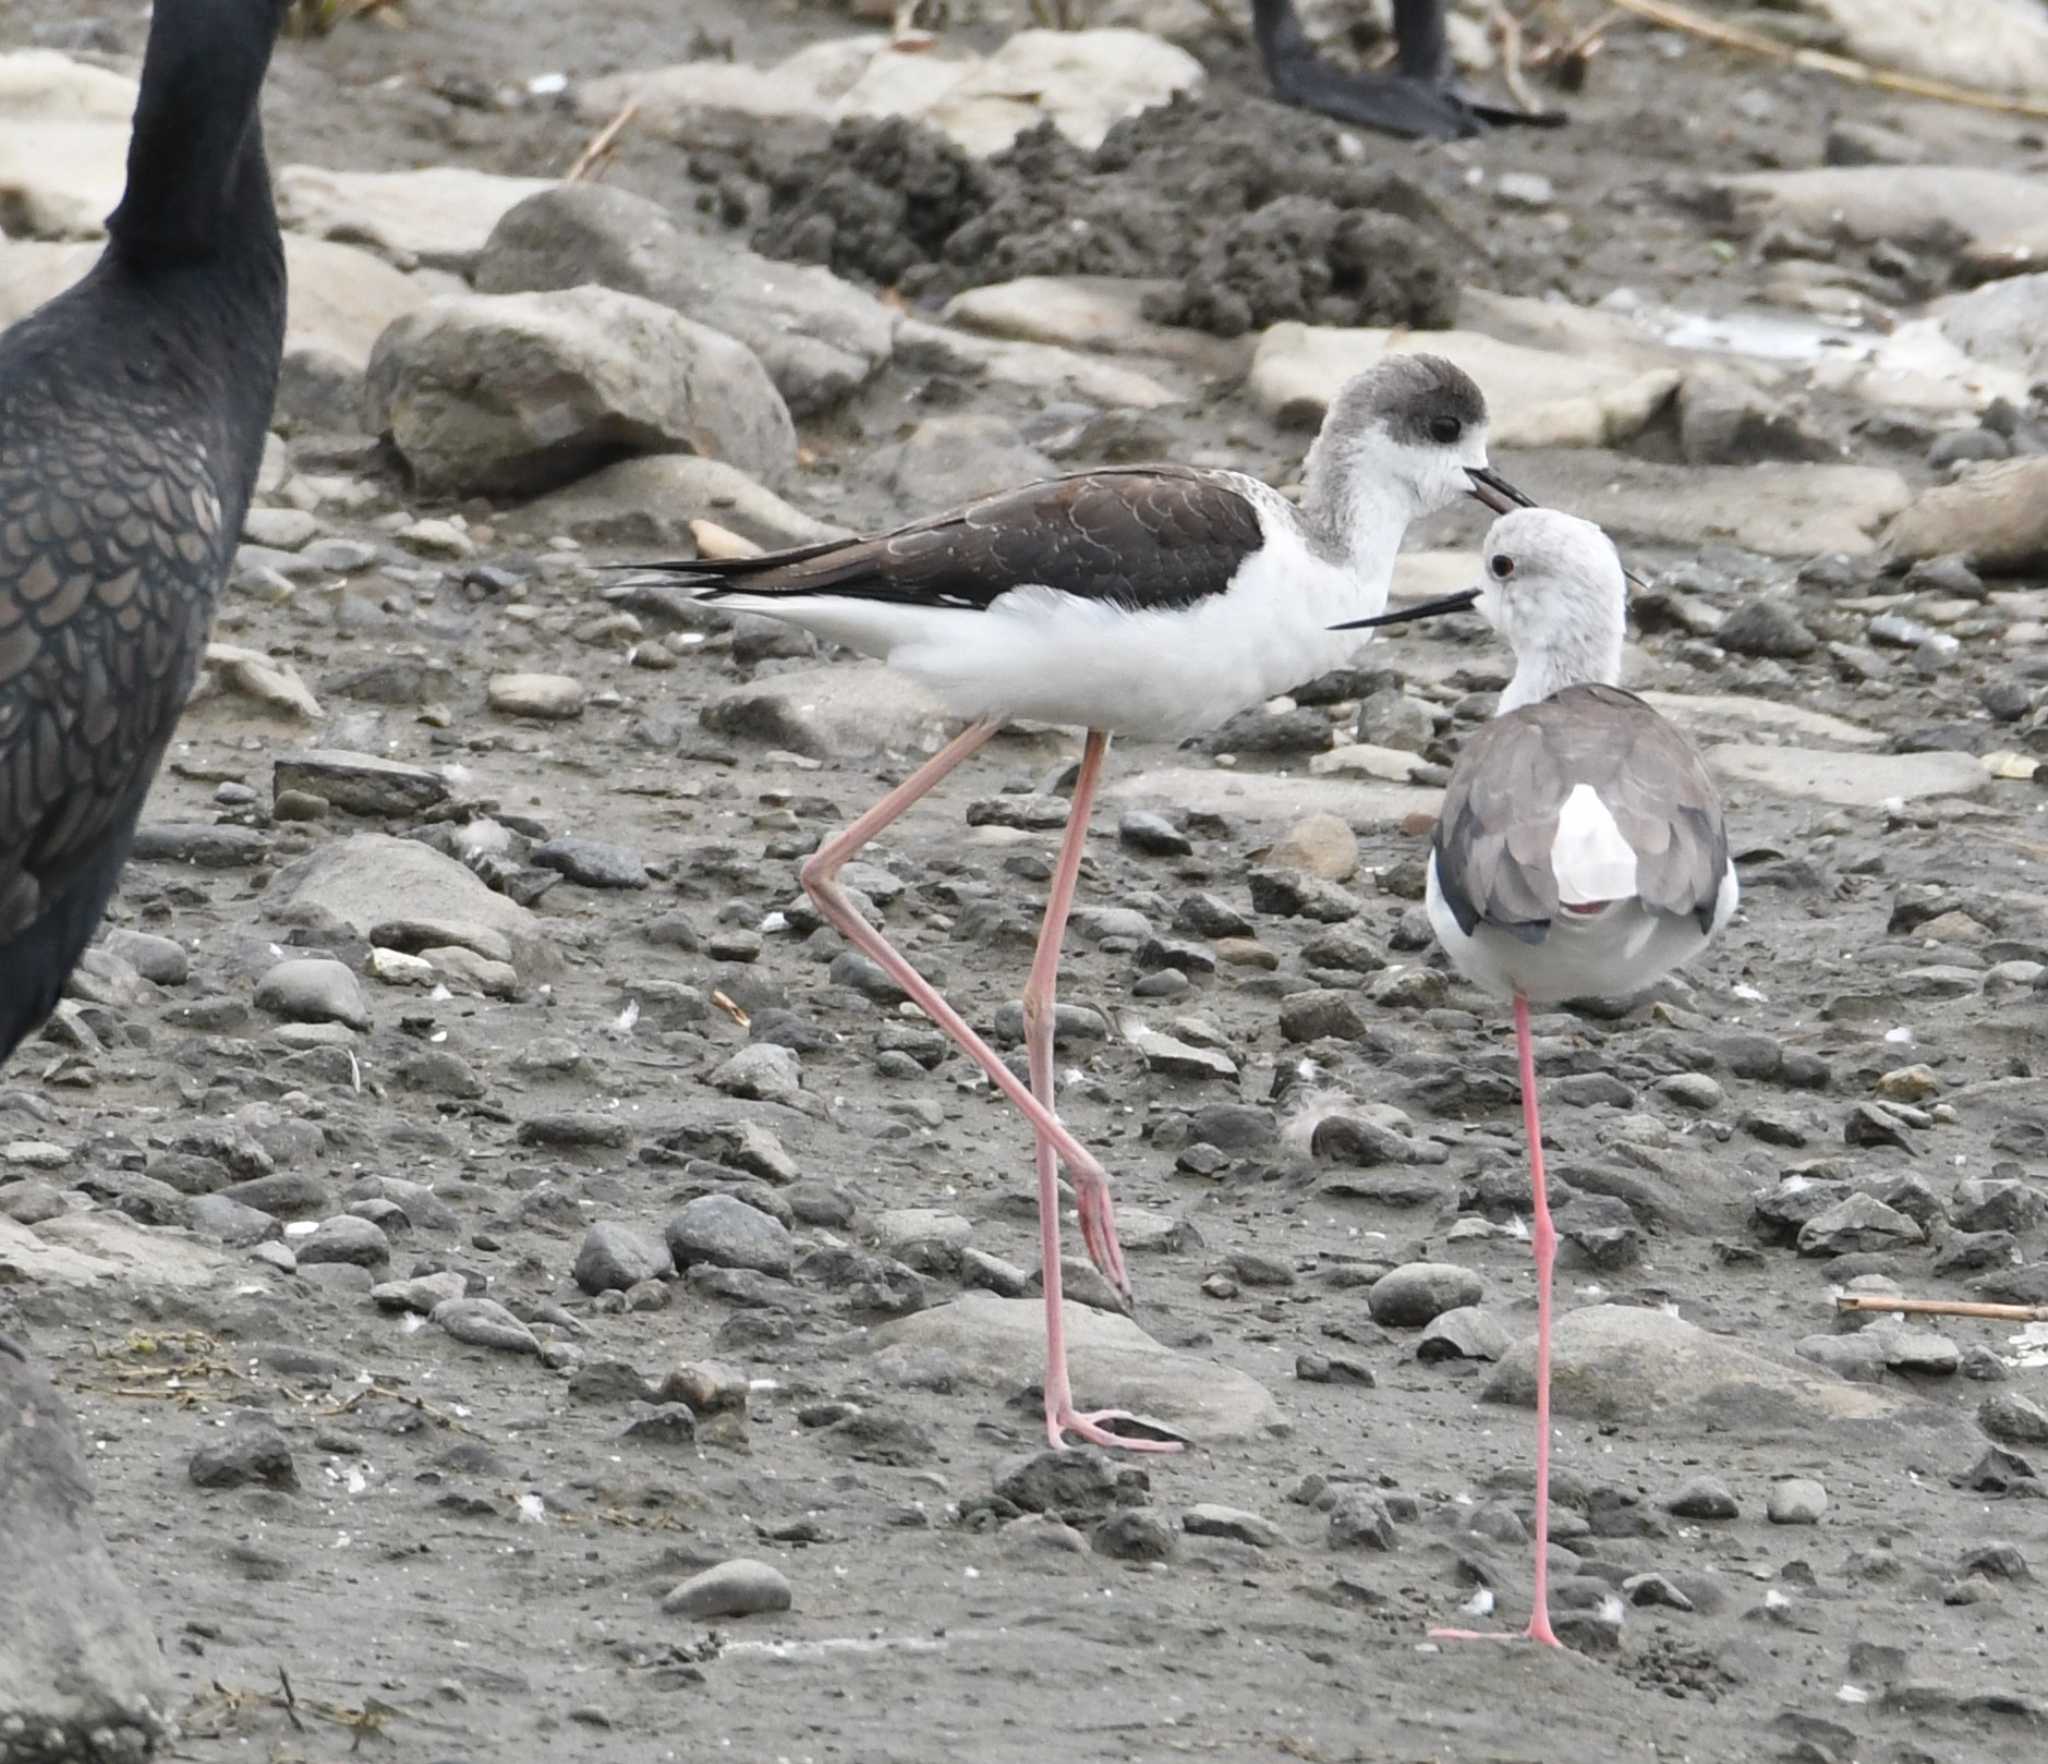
[1549, 783, 1637, 906]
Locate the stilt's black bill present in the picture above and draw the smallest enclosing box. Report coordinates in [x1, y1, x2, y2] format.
[1467, 466, 1536, 514]
[1330, 587, 1480, 632]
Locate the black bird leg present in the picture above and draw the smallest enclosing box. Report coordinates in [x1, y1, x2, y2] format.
[1251, 0, 1565, 141]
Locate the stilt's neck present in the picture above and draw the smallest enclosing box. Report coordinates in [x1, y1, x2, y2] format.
[1498, 619, 1624, 714]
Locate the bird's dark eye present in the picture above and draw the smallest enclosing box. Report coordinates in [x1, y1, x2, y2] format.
[1489, 553, 1515, 580]
[1429, 415, 1463, 445]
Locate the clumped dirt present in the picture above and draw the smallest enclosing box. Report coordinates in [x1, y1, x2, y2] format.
[692, 93, 1466, 332]
[4, 4, 2048, 1764]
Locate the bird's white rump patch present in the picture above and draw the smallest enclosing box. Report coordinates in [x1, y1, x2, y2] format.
[1549, 782, 1637, 906]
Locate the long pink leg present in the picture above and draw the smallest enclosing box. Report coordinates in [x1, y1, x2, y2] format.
[1431, 993, 1564, 1649]
[1023, 732, 1176, 1453]
[799, 719, 1128, 1291]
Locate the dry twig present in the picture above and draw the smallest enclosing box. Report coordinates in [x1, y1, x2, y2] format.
[566, 102, 638, 183]
[1835, 1295, 2048, 1324]
[1610, 0, 2048, 121]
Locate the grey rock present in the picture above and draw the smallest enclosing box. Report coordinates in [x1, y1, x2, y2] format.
[709, 1043, 804, 1104]
[272, 749, 448, 817]
[1247, 868, 1362, 923]
[431, 1296, 541, 1355]
[1092, 1508, 1179, 1562]
[1183, 1504, 1286, 1549]
[100, 928, 189, 986]
[1369, 1261, 1483, 1328]
[186, 1193, 281, 1248]
[254, 956, 370, 1030]
[476, 183, 895, 414]
[189, 1419, 299, 1492]
[1279, 990, 1372, 1044]
[996, 1449, 1119, 1517]
[0, 1339, 174, 1754]
[574, 1222, 675, 1294]
[666, 1194, 794, 1277]
[1717, 596, 1818, 658]
[366, 285, 796, 497]
[1795, 1331, 1891, 1383]
[487, 672, 586, 720]
[661, 1557, 793, 1619]
[875, 412, 1052, 513]
[1665, 1474, 1739, 1519]
[1953, 1177, 2043, 1235]
[370, 1272, 469, 1314]
[295, 1214, 391, 1269]
[1980, 1392, 2048, 1446]
[1486, 1303, 1901, 1425]
[1126, 1025, 1236, 1080]
[1797, 1193, 1924, 1256]
[621, 1403, 699, 1448]
[1766, 1477, 1827, 1525]
[532, 836, 648, 889]
[1878, 1325, 1959, 1376]
[1417, 1305, 1510, 1363]
[1119, 811, 1191, 856]
[1326, 1489, 1397, 1551]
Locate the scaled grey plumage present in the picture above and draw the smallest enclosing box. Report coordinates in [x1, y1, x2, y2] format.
[0, 0, 288, 1063]
[1432, 682, 1731, 944]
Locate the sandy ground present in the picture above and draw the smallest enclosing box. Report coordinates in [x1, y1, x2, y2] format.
[4, 3, 2048, 1762]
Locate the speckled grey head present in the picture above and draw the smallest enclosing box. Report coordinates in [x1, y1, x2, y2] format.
[1304, 353, 1507, 541]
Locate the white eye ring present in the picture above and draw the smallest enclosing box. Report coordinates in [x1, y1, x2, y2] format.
[1489, 553, 1515, 580]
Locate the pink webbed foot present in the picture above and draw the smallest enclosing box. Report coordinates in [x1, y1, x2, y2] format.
[1428, 1618, 1565, 1650]
[1048, 1405, 1184, 1454]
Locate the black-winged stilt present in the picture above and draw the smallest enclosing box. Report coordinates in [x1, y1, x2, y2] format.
[1336, 507, 1737, 1642]
[633, 354, 1534, 1452]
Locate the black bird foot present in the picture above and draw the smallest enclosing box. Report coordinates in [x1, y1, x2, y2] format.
[1267, 56, 1567, 141]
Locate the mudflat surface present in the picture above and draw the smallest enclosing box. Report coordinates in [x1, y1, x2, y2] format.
[2, 4, 2046, 1763]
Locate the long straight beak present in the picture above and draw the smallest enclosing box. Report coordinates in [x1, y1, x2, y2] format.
[1467, 465, 1536, 514]
[1330, 587, 1481, 632]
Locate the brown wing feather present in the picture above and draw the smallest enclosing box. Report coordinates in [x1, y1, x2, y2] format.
[631, 465, 1268, 615]
[1433, 684, 1728, 941]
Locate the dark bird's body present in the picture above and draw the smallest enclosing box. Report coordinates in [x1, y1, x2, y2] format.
[0, 0, 287, 1067]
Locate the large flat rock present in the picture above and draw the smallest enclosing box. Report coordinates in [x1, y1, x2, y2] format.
[1707, 744, 1990, 808]
[275, 164, 559, 273]
[1883, 457, 2048, 573]
[1807, 0, 2048, 102]
[579, 29, 1204, 158]
[0, 1339, 173, 1756]
[267, 832, 556, 974]
[1637, 692, 1883, 751]
[1709, 166, 2048, 250]
[1105, 764, 1438, 826]
[1249, 323, 1680, 448]
[1528, 458, 1910, 558]
[1484, 1304, 1904, 1430]
[0, 1212, 229, 1293]
[870, 1292, 1279, 1440]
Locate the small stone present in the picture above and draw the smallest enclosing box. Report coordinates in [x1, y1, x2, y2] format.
[431, 1296, 541, 1355]
[1656, 1073, 1724, 1112]
[996, 1449, 1119, 1516]
[1127, 1025, 1236, 1080]
[1797, 1193, 1923, 1256]
[1953, 1178, 2043, 1235]
[1268, 812, 1358, 882]
[1879, 1325, 1959, 1376]
[1368, 1261, 1483, 1328]
[1622, 1572, 1695, 1612]
[622, 1403, 699, 1448]
[1182, 1504, 1286, 1549]
[666, 1193, 794, 1277]
[1092, 1508, 1178, 1562]
[532, 836, 648, 889]
[253, 957, 370, 1030]
[1875, 1064, 1940, 1102]
[574, 1221, 675, 1294]
[1118, 811, 1191, 856]
[272, 750, 448, 818]
[1766, 1477, 1827, 1525]
[1417, 1306, 1510, 1363]
[189, 1420, 298, 1491]
[370, 1271, 469, 1314]
[710, 1042, 803, 1103]
[1665, 1474, 1739, 1519]
[295, 1214, 391, 1268]
[1718, 597, 1817, 659]
[1247, 868, 1361, 923]
[1326, 1489, 1397, 1551]
[661, 1558, 793, 1619]
[1980, 1392, 2048, 1446]
[488, 672, 586, 719]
